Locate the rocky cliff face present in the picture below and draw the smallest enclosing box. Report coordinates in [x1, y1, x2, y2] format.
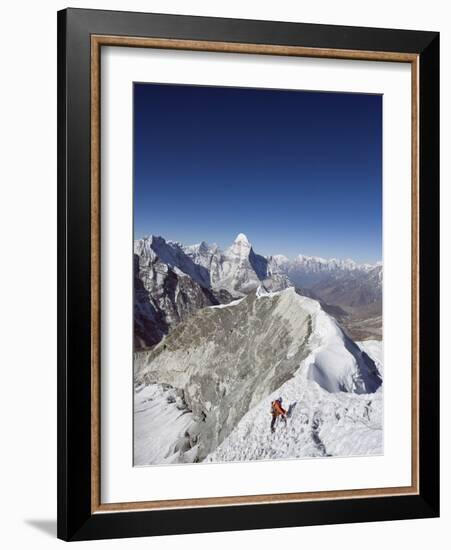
[135, 288, 381, 462]
[134, 233, 291, 349]
[134, 233, 383, 350]
[134, 238, 223, 349]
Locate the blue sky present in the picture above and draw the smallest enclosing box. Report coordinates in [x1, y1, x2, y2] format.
[134, 83, 382, 263]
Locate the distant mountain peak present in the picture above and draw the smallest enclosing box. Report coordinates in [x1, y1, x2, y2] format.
[195, 240, 211, 252]
[234, 233, 250, 245]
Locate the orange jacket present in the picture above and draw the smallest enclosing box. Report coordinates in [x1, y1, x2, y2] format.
[271, 400, 286, 417]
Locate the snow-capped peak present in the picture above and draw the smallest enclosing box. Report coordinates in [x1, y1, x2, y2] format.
[227, 233, 253, 260]
[234, 233, 250, 245]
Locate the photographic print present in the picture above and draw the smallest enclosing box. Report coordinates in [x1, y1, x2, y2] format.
[133, 83, 383, 467]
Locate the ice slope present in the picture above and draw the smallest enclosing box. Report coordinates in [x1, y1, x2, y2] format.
[296, 292, 381, 394]
[357, 340, 383, 376]
[134, 383, 200, 465]
[134, 288, 381, 464]
[206, 337, 383, 463]
[206, 373, 383, 462]
[135, 287, 315, 460]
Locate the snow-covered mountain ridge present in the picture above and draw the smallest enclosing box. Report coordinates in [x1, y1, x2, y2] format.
[206, 361, 383, 463]
[134, 233, 382, 349]
[134, 287, 381, 464]
[136, 233, 381, 293]
[270, 252, 379, 275]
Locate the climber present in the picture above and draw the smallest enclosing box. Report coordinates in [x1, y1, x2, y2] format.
[270, 397, 287, 433]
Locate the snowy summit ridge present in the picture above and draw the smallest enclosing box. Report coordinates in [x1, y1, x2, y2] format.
[234, 232, 250, 244]
[134, 286, 383, 465]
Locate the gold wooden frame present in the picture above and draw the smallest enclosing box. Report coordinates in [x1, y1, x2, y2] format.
[90, 35, 420, 514]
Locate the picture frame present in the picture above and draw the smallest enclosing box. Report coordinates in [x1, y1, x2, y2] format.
[57, 7, 439, 541]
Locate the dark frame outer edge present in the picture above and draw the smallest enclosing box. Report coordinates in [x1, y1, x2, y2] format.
[418, 34, 440, 513]
[57, 8, 68, 541]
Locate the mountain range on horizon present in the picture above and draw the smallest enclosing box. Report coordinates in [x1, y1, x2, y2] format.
[137, 232, 381, 269]
[134, 232, 382, 350]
